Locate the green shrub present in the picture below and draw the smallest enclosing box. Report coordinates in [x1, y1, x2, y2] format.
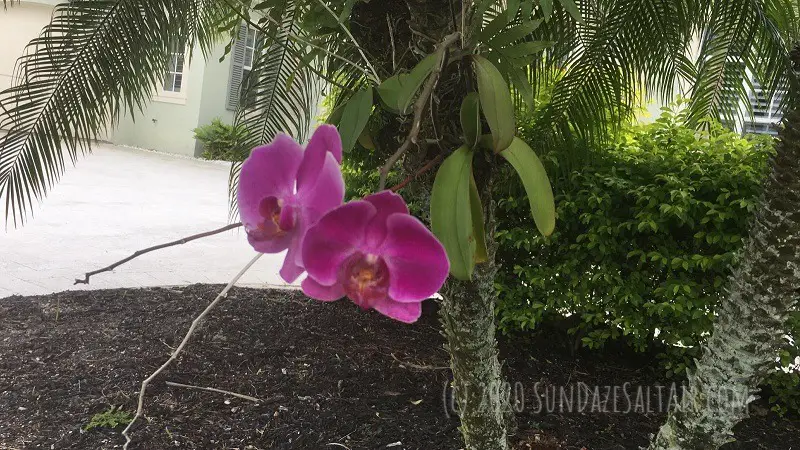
[194, 118, 249, 162]
[496, 108, 799, 413]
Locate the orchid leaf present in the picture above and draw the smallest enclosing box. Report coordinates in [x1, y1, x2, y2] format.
[500, 138, 556, 236]
[338, 87, 373, 153]
[460, 92, 482, 148]
[430, 146, 476, 280]
[473, 55, 515, 152]
[469, 173, 488, 264]
[377, 54, 436, 114]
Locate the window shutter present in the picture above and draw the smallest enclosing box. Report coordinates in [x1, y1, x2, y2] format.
[744, 78, 786, 136]
[226, 23, 248, 111]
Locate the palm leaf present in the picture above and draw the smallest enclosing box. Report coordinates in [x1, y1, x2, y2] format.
[0, 0, 230, 226]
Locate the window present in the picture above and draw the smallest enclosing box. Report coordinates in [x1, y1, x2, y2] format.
[242, 27, 259, 79]
[156, 41, 188, 104]
[163, 46, 185, 92]
[742, 79, 786, 136]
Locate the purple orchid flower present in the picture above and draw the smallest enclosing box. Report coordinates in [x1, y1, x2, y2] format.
[300, 191, 450, 323]
[237, 125, 344, 283]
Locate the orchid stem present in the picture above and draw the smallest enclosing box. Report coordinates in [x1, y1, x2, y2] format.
[75, 223, 243, 285]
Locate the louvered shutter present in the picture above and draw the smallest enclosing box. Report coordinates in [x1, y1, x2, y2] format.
[226, 23, 248, 111]
[743, 79, 785, 136]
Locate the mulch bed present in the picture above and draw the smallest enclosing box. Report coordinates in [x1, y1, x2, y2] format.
[0, 285, 796, 449]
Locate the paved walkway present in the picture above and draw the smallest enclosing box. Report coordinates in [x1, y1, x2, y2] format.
[0, 144, 296, 297]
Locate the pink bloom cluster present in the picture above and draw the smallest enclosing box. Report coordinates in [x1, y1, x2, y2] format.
[237, 126, 449, 323]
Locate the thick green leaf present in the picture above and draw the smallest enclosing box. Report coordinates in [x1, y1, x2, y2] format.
[469, 173, 488, 264]
[338, 87, 373, 153]
[430, 146, 476, 280]
[500, 138, 556, 236]
[473, 55, 515, 152]
[376, 54, 436, 114]
[460, 92, 481, 148]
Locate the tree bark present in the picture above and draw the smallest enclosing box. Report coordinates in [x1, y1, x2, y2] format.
[649, 47, 800, 450]
[440, 155, 512, 450]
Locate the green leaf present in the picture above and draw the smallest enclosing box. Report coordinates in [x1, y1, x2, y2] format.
[488, 19, 543, 49]
[501, 41, 554, 59]
[539, 0, 553, 20]
[558, 0, 583, 24]
[460, 92, 481, 148]
[505, 62, 535, 109]
[478, 0, 521, 41]
[473, 55, 515, 152]
[499, 138, 556, 236]
[338, 87, 373, 153]
[430, 146, 476, 280]
[376, 54, 436, 114]
[470, 173, 489, 264]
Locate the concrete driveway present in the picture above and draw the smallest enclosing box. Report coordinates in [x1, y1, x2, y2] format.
[0, 143, 294, 297]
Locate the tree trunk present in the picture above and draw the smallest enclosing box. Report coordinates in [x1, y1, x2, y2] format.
[440, 155, 512, 450]
[649, 47, 800, 450]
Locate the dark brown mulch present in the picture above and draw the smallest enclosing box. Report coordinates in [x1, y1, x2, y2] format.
[0, 285, 796, 449]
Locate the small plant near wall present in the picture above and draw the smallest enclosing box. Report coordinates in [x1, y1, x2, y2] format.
[194, 119, 249, 162]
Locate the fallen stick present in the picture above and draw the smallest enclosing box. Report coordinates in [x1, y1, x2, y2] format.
[121, 253, 262, 450]
[164, 380, 262, 403]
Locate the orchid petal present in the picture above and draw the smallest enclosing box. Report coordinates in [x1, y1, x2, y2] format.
[297, 125, 343, 196]
[362, 190, 409, 250]
[372, 298, 422, 323]
[302, 277, 346, 301]
[381, 214, 450, 302]
[237, 134, 303, 228]
[302, 201, 375, 285]
[297, 152, 345, 224]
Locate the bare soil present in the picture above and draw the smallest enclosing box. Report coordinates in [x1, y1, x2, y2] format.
[0, 285, 796, 449]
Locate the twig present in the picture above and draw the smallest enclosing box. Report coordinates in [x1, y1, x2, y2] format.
[164, 381, 262, 403]
[74, 223, 242, 284]
[387, 13, 397, 73]
[390, 353, 450, 371]
[389, 154, 444, 192]
[314, 0, 381, 82]
[326, 444, 352, 450]
[378, 32, 461, 190]
[121, 253, 263, 450]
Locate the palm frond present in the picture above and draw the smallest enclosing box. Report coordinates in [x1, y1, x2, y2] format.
[683, 0, 794, 127]
[0, 0, 231, 226]
[227, 2, 320, 219]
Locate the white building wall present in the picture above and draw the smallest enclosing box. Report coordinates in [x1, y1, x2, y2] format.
[0, 1, 57, 94]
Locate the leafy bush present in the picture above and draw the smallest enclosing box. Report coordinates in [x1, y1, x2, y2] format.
[496, 108, 799, 413]
[194, 118, 249, 162]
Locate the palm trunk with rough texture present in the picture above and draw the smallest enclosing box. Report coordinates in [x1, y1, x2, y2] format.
[649, 47, 800, 450]
[440, 156, 512, 450]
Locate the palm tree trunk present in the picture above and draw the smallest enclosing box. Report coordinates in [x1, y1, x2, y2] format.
[440, 159, 512, 450]
[649, 47, 800, 450]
